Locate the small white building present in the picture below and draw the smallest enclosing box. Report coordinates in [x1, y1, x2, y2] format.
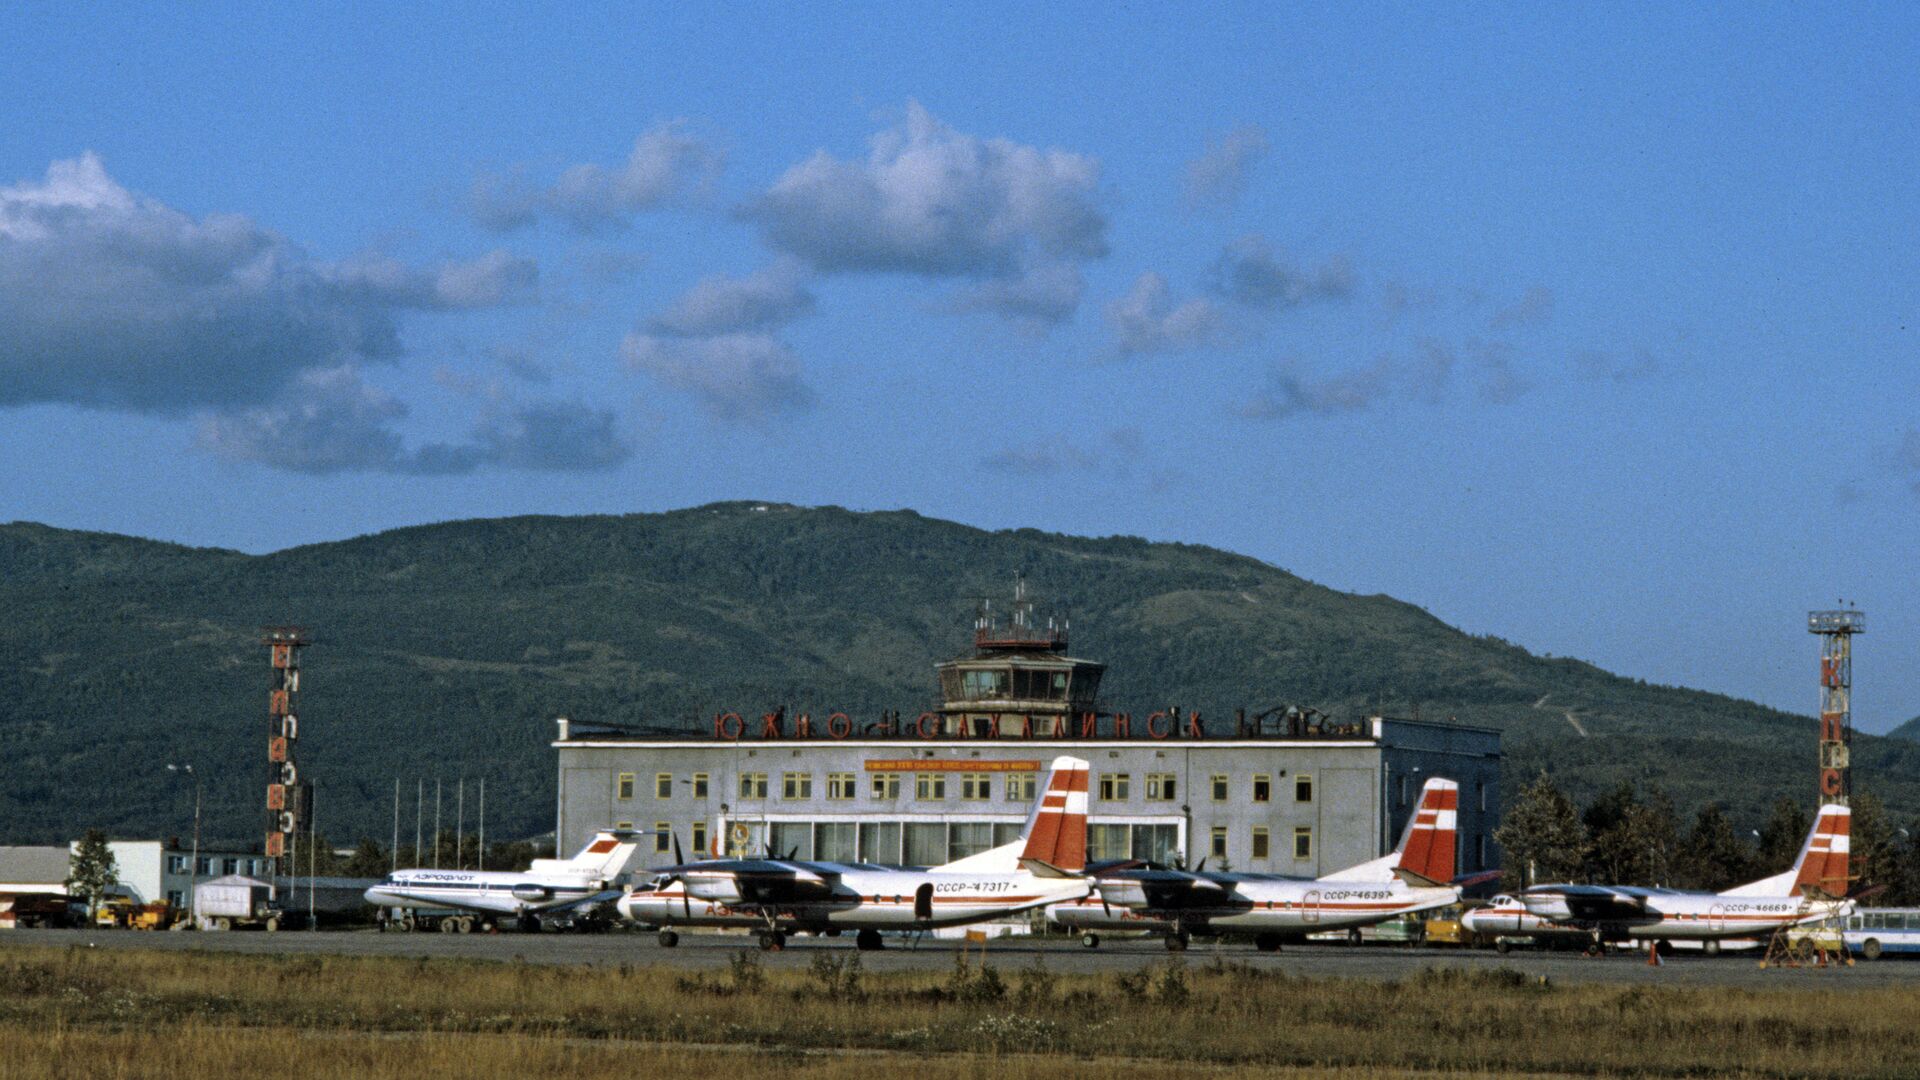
[76, 840, 270, 910]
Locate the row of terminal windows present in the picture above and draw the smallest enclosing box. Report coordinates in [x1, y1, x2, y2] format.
[619, 819, 1316, 866]
[165, 855, 268, 876]
[621, 770, 1318, 803]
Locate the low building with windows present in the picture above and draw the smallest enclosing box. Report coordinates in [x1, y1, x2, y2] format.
[554, 591, 1502, 880]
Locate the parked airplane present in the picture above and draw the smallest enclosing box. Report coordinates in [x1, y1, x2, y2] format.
[1458, 894, 1589, 951]
[363, 828, 644, 932]
[1492, 804, 1853, 956]
[619, 755, 1092, 951]
[1054, 777, 1464, 951]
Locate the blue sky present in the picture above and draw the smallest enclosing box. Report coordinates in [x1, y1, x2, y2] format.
[3, 4, 1917, 728]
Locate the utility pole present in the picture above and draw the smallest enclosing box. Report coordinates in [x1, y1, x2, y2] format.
[478, 778, 486, 872]
[456, 778, 465, 870]
[391, 777, 399, 874]
[167, 763, 201, 921]
[434, 779, 442, 869]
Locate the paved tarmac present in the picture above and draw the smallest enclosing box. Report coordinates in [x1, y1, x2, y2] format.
[3, 927, 1911, 989]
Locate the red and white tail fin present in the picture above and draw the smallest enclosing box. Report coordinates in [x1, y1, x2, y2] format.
[1395, 779, 1459, 885]
[1721, 803, 1851, 897]
[1019, 756, 1090, 873]
[933, 756, 1089, 875]
[529, 829, 642, 879]
[1322, 777, 1459, 885]
[1793, 805, 1850, 896]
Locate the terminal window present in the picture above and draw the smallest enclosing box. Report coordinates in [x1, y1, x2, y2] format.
[692, 773, 709, 798]
[1211, 774, 1228, 801]
[1252, 775, 1271, 802]
[655, 773, 673, 799]
[915, 773, 947, 800]
[1145, 773, 1176, 801]
[1251, 826, 1270, 860]
[826, 773, 857, 800]
[1295, 774, 1313, 802]
[781, 772, 812, 799]
[1098, 773, 1131, 800]
[654, 823, 671, 853]
[617, 773, 634, 800]
[961, 773, 993, 800]
[691, 821, 708, 854]
[738, 772, 768, 799]
[166, 855, 187, 873]
[615, 820, 632, 830]
[1209, 826, 1228, 860]
[1293, 826, 1312, 860]
[871, 772, 901, 799]
[1005, 772, 1036, 801]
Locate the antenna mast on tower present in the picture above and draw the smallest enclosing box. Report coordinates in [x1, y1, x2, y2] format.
[1807, 608, 1863, 806]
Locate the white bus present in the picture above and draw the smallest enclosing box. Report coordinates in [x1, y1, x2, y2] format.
[1843, 908, 1920, 960]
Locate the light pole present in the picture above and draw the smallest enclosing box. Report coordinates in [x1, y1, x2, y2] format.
[167, 763, 201, 922]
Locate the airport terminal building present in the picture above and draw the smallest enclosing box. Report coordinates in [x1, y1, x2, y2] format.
[555, 595, 1502, 880]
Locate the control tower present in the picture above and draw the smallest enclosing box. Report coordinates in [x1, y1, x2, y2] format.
[935, 580, 1104, 736]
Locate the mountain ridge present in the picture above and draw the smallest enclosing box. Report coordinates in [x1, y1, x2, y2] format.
[4, 501, 1915, 846]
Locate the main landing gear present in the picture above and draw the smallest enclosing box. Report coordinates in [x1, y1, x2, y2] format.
[1164, 931, 1190, 952]
[1254, 933, 1284, 953]
[1080, 932, 1101, 949]
[856, 928, 884, 951]
[757, 930, 788, 951]
[658, 929, 680, 948]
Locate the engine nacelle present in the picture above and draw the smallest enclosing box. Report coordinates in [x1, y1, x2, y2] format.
[1094, 880, 1151, 910]
[684, 874, 745, 905]
[511, 884, 553, 903]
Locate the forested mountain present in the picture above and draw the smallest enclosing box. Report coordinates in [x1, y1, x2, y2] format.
[1890, 716, 1920, 741]
[5, 501, 1916, 846]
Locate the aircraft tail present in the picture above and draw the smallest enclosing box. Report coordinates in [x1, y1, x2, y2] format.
[935, 757, 1089, 875]
[530, 829, 642, 880]
[1721, 804, 1850, 898]
[1322, 778, 1458, 885]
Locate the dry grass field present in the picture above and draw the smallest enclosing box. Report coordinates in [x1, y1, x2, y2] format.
[0, 943, 1913, 1078]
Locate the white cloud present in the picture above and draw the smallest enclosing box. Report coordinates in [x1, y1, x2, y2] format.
[198, 367, 630, 475]
[982, 427, 1143, 476]
[1208, 235, 1353, 309]
[647, 260, 815, 337]
[1106, 272, 1228, 356]
[1491, 286, 1554, 329]
[620, 331, 815, 421]
[746, 102, 1107, 280]
[1183, 125, 1270, 210]
[470, 121, 724, 232]
[947, 262, 1085, 333]
[0, 153, 534, 414]
[1238, 359, 1400, 421]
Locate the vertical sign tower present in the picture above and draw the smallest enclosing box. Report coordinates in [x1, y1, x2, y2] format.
[263, 627, 310, 886]
[1807, 610, 1863, 806]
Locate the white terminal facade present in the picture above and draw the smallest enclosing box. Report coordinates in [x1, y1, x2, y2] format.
[554, 593, 1502, 879]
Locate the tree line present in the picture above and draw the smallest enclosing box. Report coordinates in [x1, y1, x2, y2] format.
[1493, 772, 1920, 902]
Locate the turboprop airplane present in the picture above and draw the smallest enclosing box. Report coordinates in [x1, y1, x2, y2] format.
[1458, 894, 1590, 951]
[1054, 777, 1464, 951]
[363, 828, 644, 932]
[618, 756, 1091, 951]
[1502, 804, 1854, 956]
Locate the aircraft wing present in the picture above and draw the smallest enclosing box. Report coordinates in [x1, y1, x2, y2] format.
[1096, 869, 1234, 911]
[677, 859, 841, 905]
[1524, 884, 1650, 922]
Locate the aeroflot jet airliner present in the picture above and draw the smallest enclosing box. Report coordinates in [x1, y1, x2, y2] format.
[1472, 804, 1854, 956]
[363, 829, 643, 932]
[1050, 777, 1465, 951]
[618, 756, 1091, 951]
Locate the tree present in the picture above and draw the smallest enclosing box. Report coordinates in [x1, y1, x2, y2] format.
[343, 837, 390, 879]
[66, 829, 119, 921]
[1849, 793, 1895, 900]
[1675, 802, 1754, 891]
[1755, 797, 1811, 873]
[1493, 771, 1589, 889]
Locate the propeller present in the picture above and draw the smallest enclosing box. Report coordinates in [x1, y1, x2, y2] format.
[1193, 856, 1208, 875]
[672, 832, 689, 917]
